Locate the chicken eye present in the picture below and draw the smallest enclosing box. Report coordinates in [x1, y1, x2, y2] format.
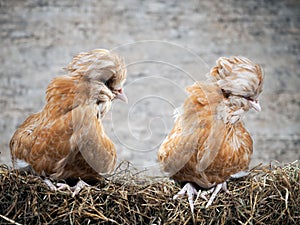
[104, 80, 112, 88]
[221, 89, 230, 98]
[244, 96, 254, 101]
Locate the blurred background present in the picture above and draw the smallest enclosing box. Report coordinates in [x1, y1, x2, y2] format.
[0, 0, 299, 174]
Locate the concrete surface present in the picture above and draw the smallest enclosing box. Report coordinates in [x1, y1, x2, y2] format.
[0, 0, 299, 174]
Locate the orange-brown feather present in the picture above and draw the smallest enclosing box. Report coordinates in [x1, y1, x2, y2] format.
[158, 82, 253, 188]
[158, 56, 262, 189]
[10, 49, 125, 181]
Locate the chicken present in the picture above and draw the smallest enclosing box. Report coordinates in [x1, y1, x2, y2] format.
[10, 49, 127, 193]
[158, 56, 264, 211]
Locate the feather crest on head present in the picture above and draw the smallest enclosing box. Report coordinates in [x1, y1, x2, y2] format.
[209, 56, 264, 100]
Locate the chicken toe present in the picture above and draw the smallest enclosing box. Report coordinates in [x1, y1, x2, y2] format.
[44, 179, 92, 197]
[174, 183, 198, 214]
[205, 182, 230, 208]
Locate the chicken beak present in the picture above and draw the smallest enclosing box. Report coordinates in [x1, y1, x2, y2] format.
[115, 89, 128, 103]
[249, 99, 261, 112]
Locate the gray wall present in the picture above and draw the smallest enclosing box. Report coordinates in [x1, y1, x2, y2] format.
[0, 0, 299, 174]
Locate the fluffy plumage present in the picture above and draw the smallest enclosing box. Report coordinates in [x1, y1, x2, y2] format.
[10, 49, 127, 181]
[158, 56, 264, 209]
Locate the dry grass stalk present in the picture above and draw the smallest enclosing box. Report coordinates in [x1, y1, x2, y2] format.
[0, 161, 299, 225]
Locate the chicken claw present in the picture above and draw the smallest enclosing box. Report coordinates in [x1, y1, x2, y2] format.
[204, 182, 230, 208]
[173, 183, 198, 214]
[44, 179, 92, 197]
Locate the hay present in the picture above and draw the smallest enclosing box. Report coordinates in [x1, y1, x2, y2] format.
[0, 161, 299, 225]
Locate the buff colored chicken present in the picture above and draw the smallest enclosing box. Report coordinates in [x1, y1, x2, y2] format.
[158, 56, 264, 212]
[10, 49, 127, 194]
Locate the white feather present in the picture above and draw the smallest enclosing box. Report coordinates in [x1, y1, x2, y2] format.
[14, 159, 29, 169]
